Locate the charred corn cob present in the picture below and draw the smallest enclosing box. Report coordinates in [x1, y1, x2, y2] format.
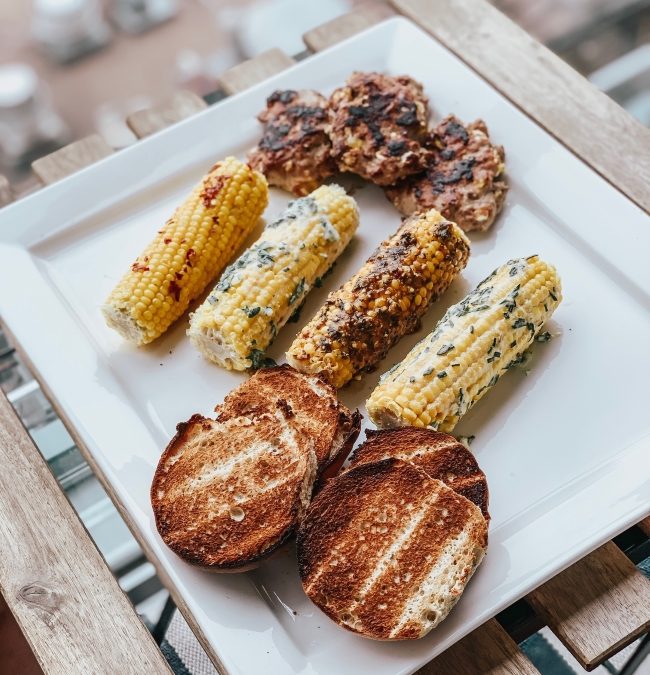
[188, 184, 359, 370]
[286, 210, 470, 388]
[367, 256, 562, 432]
[102, 157, 268, 345]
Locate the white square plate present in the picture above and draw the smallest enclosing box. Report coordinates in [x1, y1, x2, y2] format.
[1, 17, 649, 675]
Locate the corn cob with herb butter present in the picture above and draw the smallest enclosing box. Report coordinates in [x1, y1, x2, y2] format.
[367, 256, 562, 432]
[286, 210, 470, 388]
[188, 184, 359, 370]
[102, 157, 268, 345]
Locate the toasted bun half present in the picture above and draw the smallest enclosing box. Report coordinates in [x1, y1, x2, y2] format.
[297, 458, 487, 640]
[348, 428, 489, 521]
[216, 364, 361, 474]
[151, 409, 316, 570]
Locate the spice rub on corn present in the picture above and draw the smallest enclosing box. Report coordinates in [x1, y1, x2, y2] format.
[287, 210, 470, 388]
[102, 157, 268, 345]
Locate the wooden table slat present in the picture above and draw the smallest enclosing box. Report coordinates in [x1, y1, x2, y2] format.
[31, 134, 113, 185]
[0, 388, 171, 674]
[417, 618, 540, 674]
[218, 48, 295, 96]
[302, 2, 395, 52]
[0, 175, 13, 208]
[390, 0, 650, 214]
[127, 90, 208, 139]
[527, 541, 650, 670]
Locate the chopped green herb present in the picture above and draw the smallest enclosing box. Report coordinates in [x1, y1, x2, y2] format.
[314, 276, 323, 288]
[289, 278, 305, 305]
[512, 318, 526, 329]
[535, 331, 552, 343]
[437, 343, 455, 356]
[288, 301, 305, 323]
[549, 290, 558, 302]
[248, 349, 276, 370]
[409, 376, 416, 383]
[437, 371, 447, 379]
[242, 306, 260, 318]
[510, 340, 517, 348]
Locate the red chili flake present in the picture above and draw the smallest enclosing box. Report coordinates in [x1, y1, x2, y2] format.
[131, 261, 149, 272]
[164, 238, 172, 244]
[168, 280, 181, 301]
[185, 248, 195, 263]
[199, 175, 228, 208]
[175, 272, 183, 280]
[181, 239, 186, 244]
[212, 216, 219, 224]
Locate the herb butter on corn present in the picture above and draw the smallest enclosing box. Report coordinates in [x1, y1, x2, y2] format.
[188, 184, 359, 370]
[286, 210, 470, 388]
[367, 255, 562, 432]
[102, 157, 268, 345]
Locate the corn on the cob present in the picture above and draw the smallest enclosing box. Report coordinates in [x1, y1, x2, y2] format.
[188, 184, 359, 370]
[367, 256, 562, 432]
[102, 157, 268, 345]
[286, 210, 470, 388]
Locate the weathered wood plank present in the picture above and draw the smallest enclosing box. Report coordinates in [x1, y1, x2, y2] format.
[417, 619, 540, 674]
[127, 90, 208, 139]
[303, 3, 395, 52]
[0, 389, 171, 674]
[218, 48, 295, 96]
[31, 135, 113, 185]
[390, 0, 650, 213]
[0, 175, 12, 207]
[527, 542, 650, 669]
[2, 322, 227, 674]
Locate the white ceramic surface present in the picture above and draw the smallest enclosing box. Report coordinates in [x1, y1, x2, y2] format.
[0, 18, 649, 675]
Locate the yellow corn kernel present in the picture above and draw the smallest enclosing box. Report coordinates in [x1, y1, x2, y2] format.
[102, 157, 268, 345]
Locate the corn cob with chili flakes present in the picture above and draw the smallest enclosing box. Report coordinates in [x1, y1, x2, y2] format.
[102, 157, 268, 345]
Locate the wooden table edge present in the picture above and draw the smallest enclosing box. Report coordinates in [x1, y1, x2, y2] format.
[0, 375, 172, 674]
[0, 320, 228, 675]
[389, 0, 650, 215]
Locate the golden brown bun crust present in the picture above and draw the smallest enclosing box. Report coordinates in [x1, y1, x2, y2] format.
[151, 411, 316, 570]
[216, 364, 361, 474]
[298, 458, 487, 640]
[348, 427, 489, 521]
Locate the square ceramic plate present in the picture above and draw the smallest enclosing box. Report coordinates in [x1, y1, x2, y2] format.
[0, 17, 649, 675]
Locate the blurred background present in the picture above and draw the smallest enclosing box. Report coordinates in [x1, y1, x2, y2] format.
[1, 2, 649, 674]
[0, 0, 649, 195]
